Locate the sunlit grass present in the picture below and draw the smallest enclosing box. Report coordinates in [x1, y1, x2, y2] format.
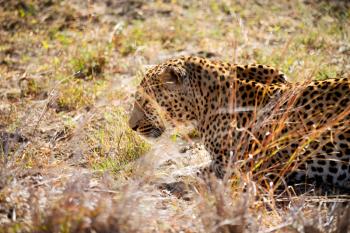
[87, 107, 150, 174]
[0, 0, 349, 232]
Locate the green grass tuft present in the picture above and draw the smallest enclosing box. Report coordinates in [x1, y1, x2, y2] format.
[87, 107, 150, 174]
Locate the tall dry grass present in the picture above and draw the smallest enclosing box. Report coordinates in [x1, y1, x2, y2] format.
[0, 0, 350, 232]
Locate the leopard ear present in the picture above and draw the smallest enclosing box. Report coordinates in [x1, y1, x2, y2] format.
[159, 66, 187, 90]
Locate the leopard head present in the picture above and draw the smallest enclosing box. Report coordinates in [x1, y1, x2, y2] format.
[129, 58, 195, 138]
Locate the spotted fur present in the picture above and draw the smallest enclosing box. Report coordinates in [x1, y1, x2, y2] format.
[129, 56, 350, 189]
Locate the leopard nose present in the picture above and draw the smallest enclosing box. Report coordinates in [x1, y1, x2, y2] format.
[129, 117, 139, 131]
[129, 104, 144, 131]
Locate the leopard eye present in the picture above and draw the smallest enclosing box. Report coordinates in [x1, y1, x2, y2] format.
[135, 95, 142, 102]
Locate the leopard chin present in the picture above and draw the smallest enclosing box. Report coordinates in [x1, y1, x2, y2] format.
[133, 124, 165, 138]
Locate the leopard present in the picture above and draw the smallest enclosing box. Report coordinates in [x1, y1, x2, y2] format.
[129, 55, 350, 189]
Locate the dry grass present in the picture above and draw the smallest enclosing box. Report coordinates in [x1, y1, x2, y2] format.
[0, 0, 350, 232]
